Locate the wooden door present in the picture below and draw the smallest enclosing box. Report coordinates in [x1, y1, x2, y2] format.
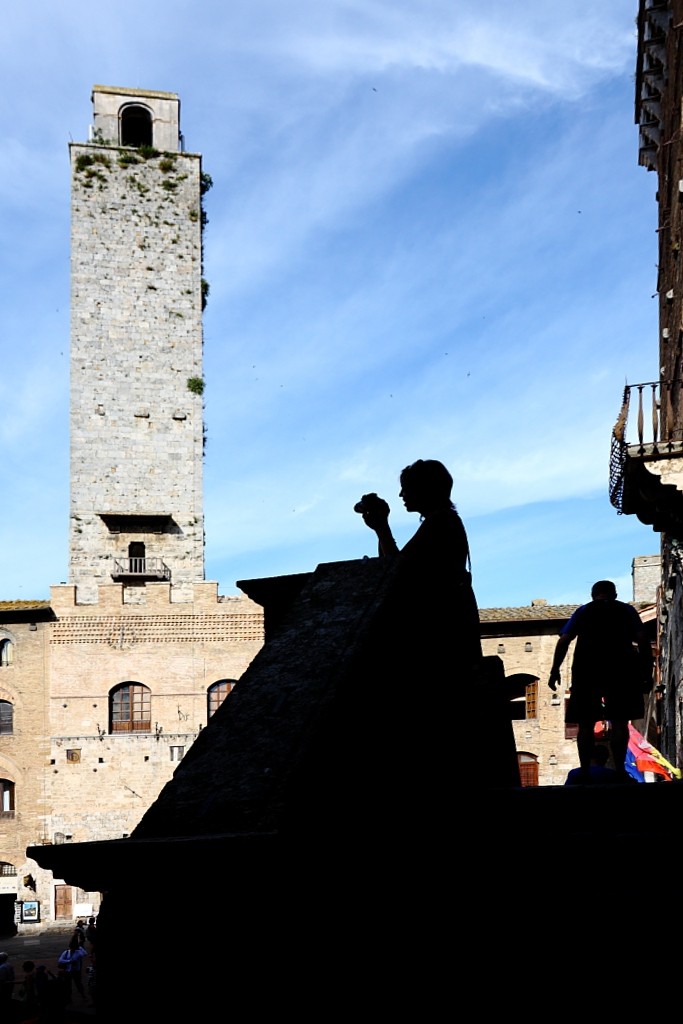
[54, 885, 72, 920]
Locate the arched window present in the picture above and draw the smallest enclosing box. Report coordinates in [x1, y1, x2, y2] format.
[0, 639, 13, 667]
[120, 105, 153, 148]
[110, 682, 151, 733]
[0, 700, 13, 735]
[208, 679, 236, 718]
[0, 779, 15, 817]
[0, 861, 16, 876]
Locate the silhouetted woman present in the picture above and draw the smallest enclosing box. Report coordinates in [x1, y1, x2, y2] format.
[356, 458, 482, 678]
[355, 459, 521, 789]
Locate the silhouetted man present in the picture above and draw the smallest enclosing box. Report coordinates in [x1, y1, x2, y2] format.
[548, 580, 653, 782]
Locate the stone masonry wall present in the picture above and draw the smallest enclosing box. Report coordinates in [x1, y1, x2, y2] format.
[632, 553, 661, 604]
[481, 630, 575, 787]
[69, 142, 205, 603]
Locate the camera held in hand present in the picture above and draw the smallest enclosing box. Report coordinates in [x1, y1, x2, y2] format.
[354, 492, 390, 516]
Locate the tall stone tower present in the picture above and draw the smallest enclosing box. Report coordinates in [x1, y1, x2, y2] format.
[69, 86, 205, 603]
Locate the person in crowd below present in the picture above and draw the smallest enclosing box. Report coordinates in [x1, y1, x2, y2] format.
[57, 935, 87, 1004]
[565, 744, 622, 785]
[85, 916, 97, 959]
[0, 952, 15, 1011]
[13, 960, 40, 1021]
[548, 579, 653, 782]
[35, 963, 69, 1022]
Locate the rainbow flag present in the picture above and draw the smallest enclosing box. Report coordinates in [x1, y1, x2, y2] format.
[626, 723, 681, 782]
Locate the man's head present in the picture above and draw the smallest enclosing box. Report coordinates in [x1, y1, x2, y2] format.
[591, 580, 617, 601]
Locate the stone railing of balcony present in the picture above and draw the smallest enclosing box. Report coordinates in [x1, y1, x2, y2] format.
[610, 379, 683, 512]
[111, 557, 171, 581]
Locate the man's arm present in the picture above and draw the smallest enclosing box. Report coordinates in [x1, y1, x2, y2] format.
[548, 634, 572, 691]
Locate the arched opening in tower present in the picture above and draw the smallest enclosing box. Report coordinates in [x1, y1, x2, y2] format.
[120, 105, 153, 148]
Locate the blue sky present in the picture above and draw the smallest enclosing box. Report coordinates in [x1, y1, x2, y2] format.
[0, 1, 663, 609]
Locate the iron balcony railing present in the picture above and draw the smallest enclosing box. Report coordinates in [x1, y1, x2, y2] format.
[111, 557, 171, 581]
[610, 379, 683, 512]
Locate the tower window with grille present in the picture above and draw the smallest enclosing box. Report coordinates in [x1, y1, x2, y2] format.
[110, 682, 151, 733]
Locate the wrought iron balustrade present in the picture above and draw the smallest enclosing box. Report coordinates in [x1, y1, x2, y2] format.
[111, 557, 171, 581]
[610, 379, 683, 512]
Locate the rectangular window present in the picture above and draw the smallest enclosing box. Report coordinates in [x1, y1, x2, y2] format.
[170, 746, 185, 762]
[0, 702, 12, 735]
[525, 681, 538, 720]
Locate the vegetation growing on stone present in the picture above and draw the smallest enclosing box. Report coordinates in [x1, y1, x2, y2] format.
[187, 376, 205, 396]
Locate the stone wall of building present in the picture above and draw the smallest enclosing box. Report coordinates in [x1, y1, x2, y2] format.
[480, 599, 581, 785]
[632, 553, 661, 604]
[0, 582, 265, 932]
[0, 620, 52, 851]
[481, 629, 575, 786]
[69, 139, 205, 603]
[0, 614, 57, 929]
[45, 582, 263, 845]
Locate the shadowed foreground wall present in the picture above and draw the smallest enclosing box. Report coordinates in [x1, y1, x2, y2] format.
[28, 557, 525, 1017]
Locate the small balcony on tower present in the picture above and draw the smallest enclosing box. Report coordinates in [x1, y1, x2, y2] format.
[610, 379, 683, 534]
[100, 514, 175, 583]
[111, 556, 171, 582]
